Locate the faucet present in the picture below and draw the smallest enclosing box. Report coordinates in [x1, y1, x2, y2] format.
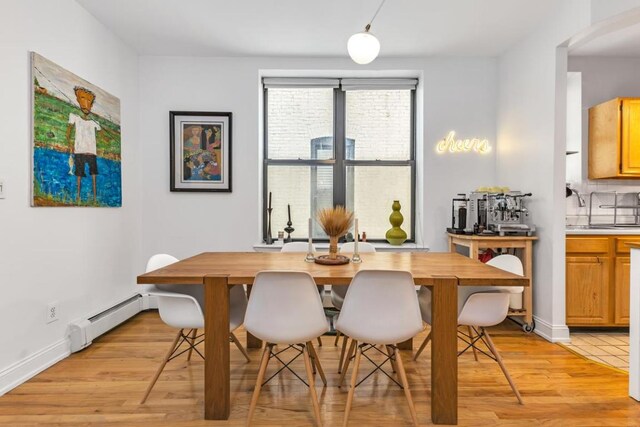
[570, 188, 586, 207]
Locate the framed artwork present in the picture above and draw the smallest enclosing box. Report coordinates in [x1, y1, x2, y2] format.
[31, 52, 122, 207]
[170, 111, 232, 192]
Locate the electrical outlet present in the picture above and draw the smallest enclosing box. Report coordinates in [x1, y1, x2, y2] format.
[46, 302, 59, 324]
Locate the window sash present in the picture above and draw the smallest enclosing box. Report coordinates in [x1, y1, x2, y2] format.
[263, 86, 416, 242]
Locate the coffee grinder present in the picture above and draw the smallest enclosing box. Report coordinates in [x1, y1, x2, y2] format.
[447, 194, 469, 234]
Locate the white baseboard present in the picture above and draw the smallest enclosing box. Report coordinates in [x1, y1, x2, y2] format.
[0, 338, 70, 396]
[533, 316, 571, 343]
[0, 292, 155, 396]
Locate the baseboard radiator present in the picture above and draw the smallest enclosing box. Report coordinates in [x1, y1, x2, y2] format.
[69, 294, 147, 353]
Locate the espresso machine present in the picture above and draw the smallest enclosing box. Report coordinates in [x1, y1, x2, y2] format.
[449, 191, 535, 236]
[484, 191, 535, 236]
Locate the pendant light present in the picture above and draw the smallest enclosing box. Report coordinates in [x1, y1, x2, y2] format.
[348, 0, 386, 65]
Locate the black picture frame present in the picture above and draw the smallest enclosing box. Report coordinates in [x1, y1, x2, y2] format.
[170, 111, 232, 192]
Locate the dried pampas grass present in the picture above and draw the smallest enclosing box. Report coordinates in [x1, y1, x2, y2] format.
[317, 205, 354, 238]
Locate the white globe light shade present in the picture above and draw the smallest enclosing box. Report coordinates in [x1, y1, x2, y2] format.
[347, 31, 380, 65]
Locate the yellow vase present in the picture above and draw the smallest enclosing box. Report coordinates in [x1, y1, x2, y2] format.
[385, 200, 407, 245]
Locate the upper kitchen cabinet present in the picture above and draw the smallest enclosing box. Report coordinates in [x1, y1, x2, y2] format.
[589, 98, 640, 179]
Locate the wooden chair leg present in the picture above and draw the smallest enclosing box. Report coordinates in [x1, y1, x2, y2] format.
[468, 326, 479, 361]
[413, 331, 431, 361]
[338, 339, 357, 387]
[334, 330, 341, 346]
[247, 344, 272, 425]
[186, 328, 197, 361]
[141, 329, 183, 404]
[483, 328, 524, 405]
[385, 345, 397, 373]
[307, 341, 327, 386]
[317, 336, 323, 347]
[342, 342, 361, 427]
[338, 335, 349, 374]
[230, 332, 251, 363]
[393, 346, 419, 426]
[303, 345, 323, 427]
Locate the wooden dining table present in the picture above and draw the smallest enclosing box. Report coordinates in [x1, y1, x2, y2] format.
[137, 251, 528, 425]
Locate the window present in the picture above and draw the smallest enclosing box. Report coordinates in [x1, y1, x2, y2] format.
[263, 78, 416, 241]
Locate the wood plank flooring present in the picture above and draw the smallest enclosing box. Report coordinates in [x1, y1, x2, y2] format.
[1, 311, 639, 426]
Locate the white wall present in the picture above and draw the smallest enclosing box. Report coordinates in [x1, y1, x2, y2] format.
[138, 56, 498, 260]
[496, 0, 592, 341]
[566, 56, 640, 222]
[0, 0, 140, 391]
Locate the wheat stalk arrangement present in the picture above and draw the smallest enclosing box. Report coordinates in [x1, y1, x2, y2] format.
[317, 205, 354, 238]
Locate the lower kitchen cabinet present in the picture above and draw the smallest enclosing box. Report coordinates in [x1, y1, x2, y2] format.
[566, 256, 610, 325]
[615, 256, 630, 325]
[566, 235, 634, 327]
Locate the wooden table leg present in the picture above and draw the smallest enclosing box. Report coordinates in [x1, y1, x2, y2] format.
[204, 275, 230, 420]
[523, 241, 533, 327]
[449, 236, 456, 253]
[244, 285, 263, 349]
[430, 278, 458, 425]
[469, 241, 479, 260]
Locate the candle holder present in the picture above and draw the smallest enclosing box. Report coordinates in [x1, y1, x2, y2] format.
[266, 207, 273, 244]
[305, 218, 315, 262]
[284, 221, 294, 243]
[352, 218, 361, 263]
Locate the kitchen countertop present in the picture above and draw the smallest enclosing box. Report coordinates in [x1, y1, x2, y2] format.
[566, 227, 640, 235]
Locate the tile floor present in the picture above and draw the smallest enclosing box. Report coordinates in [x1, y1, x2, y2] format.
[562, 331, 629, 371]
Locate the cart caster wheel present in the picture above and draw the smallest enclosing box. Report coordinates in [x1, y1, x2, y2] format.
[522, 322, 534, 333]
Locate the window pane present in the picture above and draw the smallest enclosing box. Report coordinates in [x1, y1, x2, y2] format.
[267, 165, 333, 239]
[346, 166, 412, 240]
[267, 88, 334, 160]
[345, 90, 411, 160]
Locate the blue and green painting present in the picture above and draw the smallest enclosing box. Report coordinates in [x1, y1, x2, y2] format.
[31, 53, 121, 207]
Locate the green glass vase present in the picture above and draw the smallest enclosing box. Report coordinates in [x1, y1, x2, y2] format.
[385, 200, 407, 245]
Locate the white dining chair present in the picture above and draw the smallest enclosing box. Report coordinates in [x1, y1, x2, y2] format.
[245, 271, 329, 426]
[140, 254, 250, 404]
[332, 241, 376, 373]
[280, 242, 324, 347]
[414, 254, 524, 404]
[336, 270, 423, 427]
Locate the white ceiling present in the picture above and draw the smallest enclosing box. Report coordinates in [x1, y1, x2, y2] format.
[571, 22, 640, 56]
[76, 0, 558, 57]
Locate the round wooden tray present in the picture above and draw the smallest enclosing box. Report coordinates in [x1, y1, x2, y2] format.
[314, 255, 350, 265]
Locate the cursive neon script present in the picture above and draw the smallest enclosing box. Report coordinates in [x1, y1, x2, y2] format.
[436, 131, 491, 154]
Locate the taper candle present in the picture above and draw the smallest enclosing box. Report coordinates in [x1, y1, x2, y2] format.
[354, 218, 359, 254]
[287, 204, 291, 222]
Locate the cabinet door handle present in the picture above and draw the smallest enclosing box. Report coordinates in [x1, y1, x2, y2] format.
[596, 256, 601, 263]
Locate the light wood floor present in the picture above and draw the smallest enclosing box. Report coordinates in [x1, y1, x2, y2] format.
[1, 311, 639, 426]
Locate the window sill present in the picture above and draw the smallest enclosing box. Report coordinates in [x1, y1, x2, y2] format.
[253, 242, 429, 253]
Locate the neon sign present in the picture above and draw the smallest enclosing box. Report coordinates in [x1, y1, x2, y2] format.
[436, 131, 491, 154]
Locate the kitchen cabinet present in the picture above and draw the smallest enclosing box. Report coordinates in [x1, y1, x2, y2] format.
[566, 256, 610, 325]
[614, 256, 630, 325]
[566, 235, 633, 327]
[589, 98, 640, 179]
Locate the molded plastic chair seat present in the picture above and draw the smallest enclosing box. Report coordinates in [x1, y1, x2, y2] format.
[336, 270, 422, 426]
[414, 254, 524, 405]
[245, 271, 328, 345]
[245, 270, 329, 426]
[140, 254, 249, 405]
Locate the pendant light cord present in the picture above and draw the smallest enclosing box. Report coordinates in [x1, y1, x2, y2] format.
[365, 0, 387, 32]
